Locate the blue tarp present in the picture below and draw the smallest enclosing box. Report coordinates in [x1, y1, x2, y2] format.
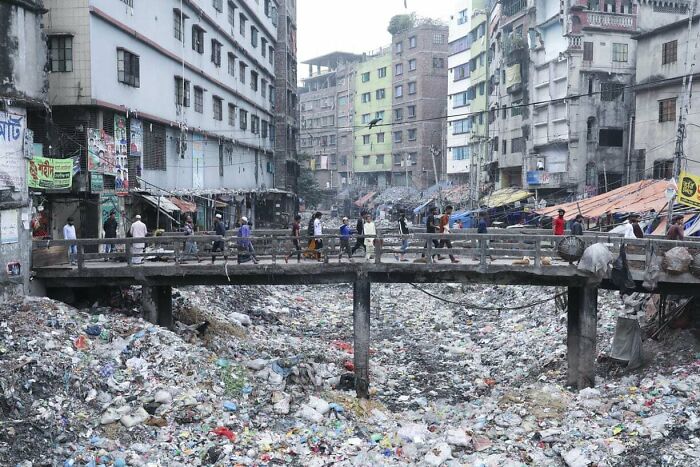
[449, 210, 483, 229]
[413, 199, 434, 215]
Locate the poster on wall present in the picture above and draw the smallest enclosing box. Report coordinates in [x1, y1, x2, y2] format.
[23, 128, 34, 159]
[114, 116, 129, 192]
[87, 128, 116, 174]
[129, 118, 143, 178]
[0, 209, 19, 244]
[192, 133, 205, 189]
[100, 193, 119, 225]
[27, 157, 74, 189]
[0, 112, 27, 192]
[678, 171, 700, 208]
[90, 172, 104, 192]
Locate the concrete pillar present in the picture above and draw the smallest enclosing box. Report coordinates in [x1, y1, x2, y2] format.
[567, 286, 598, 389]
[142, 285, 173, 329]
[353, 278, 371, 399]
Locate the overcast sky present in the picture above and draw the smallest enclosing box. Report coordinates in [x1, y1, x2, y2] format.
[297, 0, 457, 78]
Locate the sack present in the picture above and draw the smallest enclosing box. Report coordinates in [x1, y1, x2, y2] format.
[578, 242, 614, 281]
[611, 245, 635, 294]
[643, 249, 662, 290]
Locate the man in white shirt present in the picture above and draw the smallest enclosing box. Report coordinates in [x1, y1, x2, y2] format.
[63, 217, 77, 265]
[129, 214, 148, 264]
[313, 212, 323, 261]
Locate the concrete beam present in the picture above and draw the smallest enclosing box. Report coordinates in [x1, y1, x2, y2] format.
[567, 285, 598, 389]
[142, 285, 173, 329]
[353, 278, 371, 399]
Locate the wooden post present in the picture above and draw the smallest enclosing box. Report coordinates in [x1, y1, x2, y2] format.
[567, 286, 598, 388]
[567, 286, 581, 387]
[353, 278, 371, 399]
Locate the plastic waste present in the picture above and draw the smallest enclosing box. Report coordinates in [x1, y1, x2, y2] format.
[578, 242, 614, 281]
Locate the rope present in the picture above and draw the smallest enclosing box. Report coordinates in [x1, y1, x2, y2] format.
[408, 283, 566, 311]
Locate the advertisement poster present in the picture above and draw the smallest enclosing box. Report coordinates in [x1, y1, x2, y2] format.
[114, 116, 129, 192]
[0, 112, 26, 192]
[129, 118, 143, 179]
[0, 209, 19, 244]
[87, 128, 116, 174]
[192, 133, 205, 189]
[90, 172, 104, 193]
[27, 157, 74, 189]
[23, 128, 34, 159]
[101, 193, 119, 224]
[678, 171, 700, 208]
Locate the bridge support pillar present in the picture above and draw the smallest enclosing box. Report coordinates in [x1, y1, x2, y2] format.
[142, 285, 173, 329]
[353, 278, 371, 399]
[567, 286, 598, 389]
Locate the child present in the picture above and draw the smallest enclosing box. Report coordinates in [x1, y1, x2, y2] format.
[339, 217, 354, 262]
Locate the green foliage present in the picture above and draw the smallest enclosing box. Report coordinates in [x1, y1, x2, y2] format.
[297, 153, 322, 208]
[387, 13, 416, 36]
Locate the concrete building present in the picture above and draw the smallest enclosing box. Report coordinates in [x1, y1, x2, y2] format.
[0, 0, 48, 297]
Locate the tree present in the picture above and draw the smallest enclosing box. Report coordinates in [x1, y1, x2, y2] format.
[387, 13, 416, 36]
[296, 153, 322, 208]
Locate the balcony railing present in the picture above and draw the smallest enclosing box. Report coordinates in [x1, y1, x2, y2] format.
[586, 12, 635, 30]
[568, 35, 582, 50]
[503, 0, 527, 17]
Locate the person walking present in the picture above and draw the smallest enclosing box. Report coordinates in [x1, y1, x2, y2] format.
[667, 215, 685, 240]
[237, 216, 258, 264]
[211, 213, 227, 263]
[351, 210, 367, 256]
[630, 213, 644, 238]
[477, 211, 488, 234]
[129, 214, 148, 264]
[103, 211, 118, 261]
[63, 217, 78, 265]
[571, 214, 584, 236]
[363, 213, 377, 260]
[397, 210, 410, 262]
[439, 205, 459, 263]
[339, 217, 355, 262]
[284, 214, 302, 263]
[420, 206, 444, 261]
[181, 216, 199, 263]
[553, 209, 566, 236]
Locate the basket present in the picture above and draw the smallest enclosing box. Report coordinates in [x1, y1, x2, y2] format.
[557, 236, 585, 262]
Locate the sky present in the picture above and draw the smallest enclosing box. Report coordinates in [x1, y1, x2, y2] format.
[297, 0, 457, 79]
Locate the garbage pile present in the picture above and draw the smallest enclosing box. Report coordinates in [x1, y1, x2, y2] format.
[2, 282, 699, 466]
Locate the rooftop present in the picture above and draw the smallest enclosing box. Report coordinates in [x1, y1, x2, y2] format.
[302, 51, 363, 68]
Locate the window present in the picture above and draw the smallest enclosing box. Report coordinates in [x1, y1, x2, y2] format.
[457, 9, 468, 25]
[395, 85, 403, 98]
[502, 139, 507, 154]
[378, 66, 387, 78]
[453, 146, 470, 160]
[213, 0, 223, 12]
[433, 34, 445, 45]
[452, 91, 468, 108]
[120, 0, 133, 5]
[395, 63, 403, 75]
[601, 82, 624, 101]
[361, 92, 371, 103]
[586, 117, 595, 140]
[174, 9, 187, 42]
[239, 62, 247, 83]
[433, 57, 445, 69]
[409, 36, 417, 48]
[268, 46, 274, 64]
[376, 154, 385, 164]
[409, 59, 417, 71]
[338, 96, 348, 106]
[261, 38, 267, 57]
[239, 109, 248, 130]
[211, 39, 222, 66]
[48, 35, 73, 72]
[228, 103, 236, 125]
[662, 40, 678, 64]
[228, 53, 236, 76]
[228, 2, 236, 27]
[363, 135, 370, 144]
[361, 71, 370, 82]
[377, 132, 385, 143]
[262, 120, 268, 138]
[408, 105, 416, 118]
[375, 110, 385, 120]
[393, 131, 403, 143]
[449, 35, 471, 55]
[174, 76, 191, 107]
[453, 63, 469, 81]
[251, 70, 258, 91]
[512, 100, 523, 117]
[599, 128, 623, 147]
[363, 156, 370, 166]
[659, 98, 677, 122]
[394, 108, 403, 120]
[583, 41, 593, 61]
[408, 82, 416, 94]
[194, 86, 204, 113]
[408, 128, 417, 141]
[511, 137, 525, 153]
[251, 115, 260, 134]
[395, 42, 403, 54]
[612, 43, 628, 62]
[376, 88, 386, 100]
[251, 26, 258, 48]
[361, 113, 370, 124]
[653, 159, 674, 179]
[452, 118, 471, 134]
[478, 82, 485, 95]
[212, 96, 223, 120]
[192, 25, 205, 54]
[261, 79, 267, 97]
[492, 138, 499, 152]
[117, 48, 139, 87]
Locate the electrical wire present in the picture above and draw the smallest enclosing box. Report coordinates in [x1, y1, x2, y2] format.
[408, 283, 566, 311]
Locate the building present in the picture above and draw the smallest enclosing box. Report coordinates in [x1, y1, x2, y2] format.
[39, 0, 294, 235]
[633, 10, 700, 180]
[0, 0, 48, 297]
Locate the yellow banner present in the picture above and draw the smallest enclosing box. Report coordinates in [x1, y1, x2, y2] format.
[678, 171, 700, 207]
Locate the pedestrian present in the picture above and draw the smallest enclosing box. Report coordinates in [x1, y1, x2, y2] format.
[571, 214, 584, 236]
[339, 217, 354, 262]
[630, 213, 644, 239]
[477, 211, 488, 234]
[129, 214, 148, 264]
[421, 206, 443, 261]
[103, 210, 118, 261]
[397, 210, 410, 262]
[351, 210, 366, 255]
[439, 205, 459, 263]
[553, 209, 566, 236]
[363, 213, 377, 260]
[181, 216, 199, 263]
[211, 213, 227, 263]
[667, 215, 685, 240]
[306, 212, 323, 261]
[237, 216, 258, 264]
[284, 214, 302, 263]
[63, 217, 78, 265]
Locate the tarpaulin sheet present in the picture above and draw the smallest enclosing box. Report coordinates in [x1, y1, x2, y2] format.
[480, 188, 531, 208]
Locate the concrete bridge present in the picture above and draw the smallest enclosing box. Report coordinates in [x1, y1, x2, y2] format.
[31, 231, 700, 397]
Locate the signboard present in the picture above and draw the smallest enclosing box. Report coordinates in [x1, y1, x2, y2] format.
[0, 209, 19, 244]
[27, 157, 74, 189]
[678, 171, 700, 207]
[87, 128, 116, 174]
[192, 133, 205, 189]
[114, 116, 129, 192]
[101, 193, 119, 224]
[129, 118, 143, 178]
[527, 170, 551, 186]
[0, 112, 26, 192]
[90, 172, 104, 192]
[23, 129, 34, 159]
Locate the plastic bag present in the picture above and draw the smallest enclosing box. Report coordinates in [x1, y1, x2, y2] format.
[643, 250, 662, 290]
[577, 242, 614, 281]
[611, 244, 635, 294]
[662, 246, 692, 274]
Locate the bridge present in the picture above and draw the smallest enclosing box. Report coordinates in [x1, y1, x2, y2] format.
[31, 231, 700, 398]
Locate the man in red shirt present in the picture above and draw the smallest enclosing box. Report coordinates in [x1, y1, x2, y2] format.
[553, 209, 566, 236]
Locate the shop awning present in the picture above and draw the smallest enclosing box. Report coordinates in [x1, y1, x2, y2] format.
[479, 188, 531, 208]
[168, 197, 197, 213]
[354, 191, 377, 207]
[140, 194, 181, 214]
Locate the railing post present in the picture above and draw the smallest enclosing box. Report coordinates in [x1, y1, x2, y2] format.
[77, 243, 85, 271]
[126, 239, 133, 266]
[479, 238, 487, 266]
[534, 239, 541, 268]
[427, 237, 433, 264]
[271, 237, 277, 264]
[375, 233, 382, 264]
[323, 237, 329, 264]
[353, 277, 371, 398]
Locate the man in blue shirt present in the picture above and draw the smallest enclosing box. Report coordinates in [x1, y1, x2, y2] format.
[339, 217, 355, 262]
[477, 212, 488, 234]
[237, 216, 258, 264]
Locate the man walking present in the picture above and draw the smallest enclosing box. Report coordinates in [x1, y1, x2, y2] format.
[351, 210, 366, 256]
[363, 213, 377, 260]
[397, 211, 410, 262]
[571, 214, 584, 236]
[238, 216, 258, 264]
[211, 213, 227, 263]
[181, 216, 199, 263]
[667, 215, 684, 240]
[630, 213, 644, 238]
[553, 209, 566, 236]
[477, 211, 488, 234]
[439, 205, 459, 263]
[284, 214, 302, 263]
[129, 214, 147, 264]
[103, 211, 118, 261]
[339, 216, 354, 262]
[63, 217, 78, 265]
[313, 211, 324, 261]
[421, 206, 443, 261]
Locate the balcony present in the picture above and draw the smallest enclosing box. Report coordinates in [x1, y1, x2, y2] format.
[584, 12, 635, 31]
[568, 35, 582, 51]
[503, 0, 528, 17]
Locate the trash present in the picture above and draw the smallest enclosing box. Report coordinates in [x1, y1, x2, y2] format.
[223, 401, 238, 412]
[578, 242, 615, 280]
[211, 426, 236, 441]
[424, 442, 452, 466]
